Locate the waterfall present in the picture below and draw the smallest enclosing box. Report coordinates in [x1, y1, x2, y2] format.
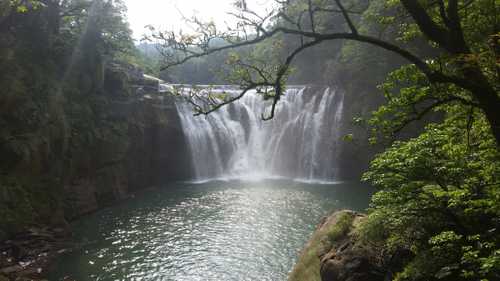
[173, 86, 344, 182]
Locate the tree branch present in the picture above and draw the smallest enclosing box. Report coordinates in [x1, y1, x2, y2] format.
[334, 0, 357, 34]
[400, 0, 468, 54]
[393, 96, 479, 134]
[191, 83, 271, 116]
[159, 20, 476, 96]
[437, 0, 452, 28]
[263, 38, 323, 120]
[307, 0, 315, 32]
[400, 0, 450, 47]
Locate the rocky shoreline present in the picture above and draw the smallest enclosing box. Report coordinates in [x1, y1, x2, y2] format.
[0, 227, 74, 281]
[0, 184, 170, 281]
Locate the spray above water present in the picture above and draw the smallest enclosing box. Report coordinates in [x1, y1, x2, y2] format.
[173, 86, 344, 183]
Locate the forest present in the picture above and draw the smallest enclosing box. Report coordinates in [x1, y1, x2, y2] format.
[0, 0, 499, 281]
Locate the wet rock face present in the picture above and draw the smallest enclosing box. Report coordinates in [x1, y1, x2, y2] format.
[317, 213, 385, 281]
[289, 210, 387, 281]
[63, 96, 192, 219]
[61, 65, 192, 219]
[0, 60, 192, 232]
[0, 94, 192, 280]
[320, 248, 383, 281]
[126, 99, 192, 190]
[317, 212, 385, 281]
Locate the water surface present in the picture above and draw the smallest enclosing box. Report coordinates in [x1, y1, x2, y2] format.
[51, 180, 372, 281]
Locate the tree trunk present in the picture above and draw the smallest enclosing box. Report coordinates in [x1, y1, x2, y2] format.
[485, 108, 500, 147]
[474, 87, 500, 146]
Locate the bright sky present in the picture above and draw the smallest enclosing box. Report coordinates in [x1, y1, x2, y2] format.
[124, 0, 274, 40]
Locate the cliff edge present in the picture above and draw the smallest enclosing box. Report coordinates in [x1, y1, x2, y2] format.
[289, 210, 391, 281]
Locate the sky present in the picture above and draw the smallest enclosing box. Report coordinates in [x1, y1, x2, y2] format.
[124, 0, 274, 40]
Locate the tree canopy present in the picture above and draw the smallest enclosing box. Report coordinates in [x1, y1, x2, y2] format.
[0, 0, 139, 236]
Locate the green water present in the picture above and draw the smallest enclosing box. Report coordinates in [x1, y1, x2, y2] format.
[51, 180, 373, 281]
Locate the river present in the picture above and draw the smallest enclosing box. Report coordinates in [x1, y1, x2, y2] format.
[50, 179, 373, 281]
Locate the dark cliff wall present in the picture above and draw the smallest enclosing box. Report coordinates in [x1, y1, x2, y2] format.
[62, 92, 192, 220]
[328, 49, 403, 180]
[0, 62, 192, 239]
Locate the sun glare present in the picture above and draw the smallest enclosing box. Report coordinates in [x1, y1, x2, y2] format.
[124, 0, 274, 39]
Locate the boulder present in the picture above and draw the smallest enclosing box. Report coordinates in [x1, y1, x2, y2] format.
[289, 210, 386, 281]
[320, 251, 382, 281]
[0, 265, 22, 274]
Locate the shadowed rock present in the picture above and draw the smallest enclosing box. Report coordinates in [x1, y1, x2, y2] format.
[289, 210, 388, 281]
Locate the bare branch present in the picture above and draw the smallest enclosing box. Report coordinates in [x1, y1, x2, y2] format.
[312, 7, 363, 15]
[149, 0, 496, 136]
[334, 0, 357, 34]
[263, 38, 323, 120]
[157, 28, 282, 70]
[155, 15, 474, 96]
[192, 83, 271, 116]
[392, 97, 478, 134]
[307, 0, 315, 33]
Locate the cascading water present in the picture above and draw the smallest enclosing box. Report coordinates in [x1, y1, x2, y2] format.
[172, 86, 344, 182]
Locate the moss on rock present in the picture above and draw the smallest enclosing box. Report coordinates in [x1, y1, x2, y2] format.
[289, 210, 358, 281]
[289, 210, 387, 281]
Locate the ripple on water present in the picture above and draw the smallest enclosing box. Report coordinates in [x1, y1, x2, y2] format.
[50, 180, 373, 281]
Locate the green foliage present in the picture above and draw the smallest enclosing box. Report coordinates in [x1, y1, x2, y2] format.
[8, 0, 42, 13]
[138, 36, 287, 84]
[129, 46, 161, 76]
[362, 105, 500, 281]
[341, 2, 500, 280]
[326, 211, 356, 243]
[0, 0, 140, 236]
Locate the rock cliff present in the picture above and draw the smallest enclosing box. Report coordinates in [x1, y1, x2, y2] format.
[0, 62, 192, 237]
[0, 62, 192, 280]
[289, 210, 383, 281]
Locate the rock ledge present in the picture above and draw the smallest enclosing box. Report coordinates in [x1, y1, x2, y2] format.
[289, 210, 386, 281]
